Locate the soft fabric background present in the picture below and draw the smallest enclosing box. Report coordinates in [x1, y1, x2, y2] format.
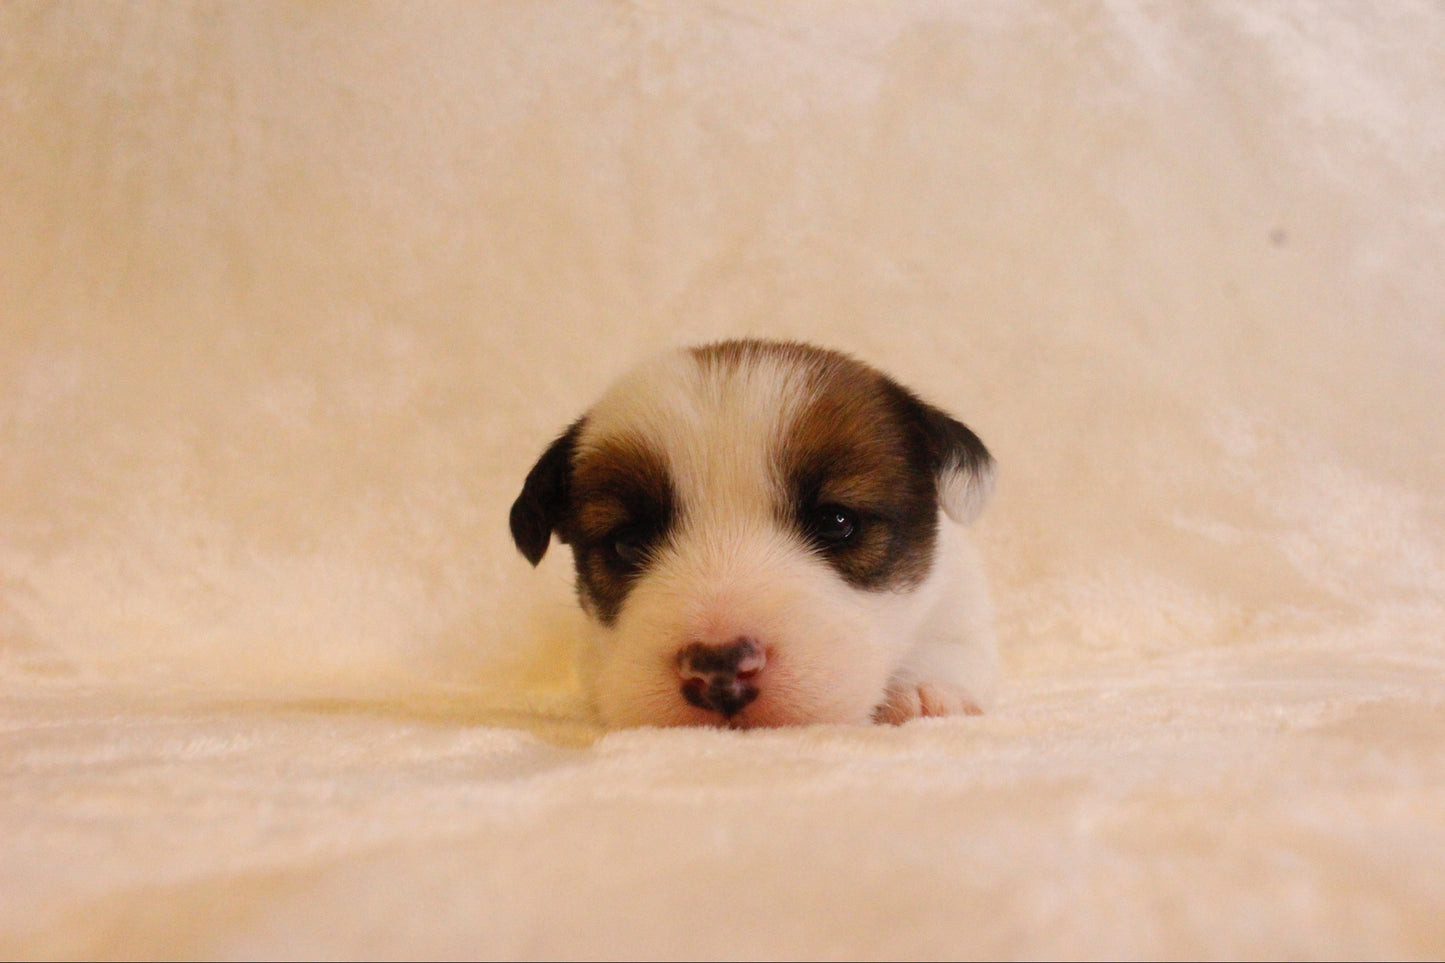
[3, 1, 1443, 958]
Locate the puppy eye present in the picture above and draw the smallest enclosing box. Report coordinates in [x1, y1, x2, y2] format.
[605, 526, 652, 571]
[807, 504, 858, 546]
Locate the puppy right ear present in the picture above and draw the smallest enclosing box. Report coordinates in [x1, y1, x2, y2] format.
[909, 395, 996, 526]
[509, 420, 583, 566]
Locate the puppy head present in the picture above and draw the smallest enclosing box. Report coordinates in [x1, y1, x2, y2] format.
[510, 339, 994, 728]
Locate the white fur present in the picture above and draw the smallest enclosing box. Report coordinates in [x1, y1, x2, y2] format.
[569, 348, 997, 728]
[939, 457, 998, 526]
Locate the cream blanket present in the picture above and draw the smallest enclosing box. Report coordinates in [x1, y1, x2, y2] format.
[3, 3, 1442, 958]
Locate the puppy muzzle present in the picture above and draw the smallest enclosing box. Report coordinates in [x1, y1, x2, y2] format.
[676, 637, 765, 718]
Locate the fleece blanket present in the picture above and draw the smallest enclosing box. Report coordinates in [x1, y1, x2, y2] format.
[2, 2, 1443, 958]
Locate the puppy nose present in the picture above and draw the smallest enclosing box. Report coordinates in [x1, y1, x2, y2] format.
[676, 637, 765, 718]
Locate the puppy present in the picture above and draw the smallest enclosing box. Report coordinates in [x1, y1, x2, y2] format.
[510, 339, 997, 728]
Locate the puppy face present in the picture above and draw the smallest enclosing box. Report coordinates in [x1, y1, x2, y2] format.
[510, 339, 993, 728]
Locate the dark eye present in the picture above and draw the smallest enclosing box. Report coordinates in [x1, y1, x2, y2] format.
[807, 504, 858, 547]
[605, 526, 652, 572]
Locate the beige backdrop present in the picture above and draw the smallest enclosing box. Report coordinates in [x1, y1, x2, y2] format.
[3, 2, 1443, 958]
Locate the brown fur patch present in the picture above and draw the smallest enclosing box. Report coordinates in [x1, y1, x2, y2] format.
[783, 359, 942, 590]
[560, 433, 676, 625]
[692, 339, 949, 591]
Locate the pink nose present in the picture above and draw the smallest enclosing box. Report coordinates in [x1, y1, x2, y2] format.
[676, 637, 765, 717]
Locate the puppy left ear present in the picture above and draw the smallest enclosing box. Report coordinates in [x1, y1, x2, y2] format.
[509, 420, 583, 566]
[912, 397, 996, 525]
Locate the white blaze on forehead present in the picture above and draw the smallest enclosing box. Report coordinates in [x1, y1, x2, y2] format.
[578, 348, 820, 525]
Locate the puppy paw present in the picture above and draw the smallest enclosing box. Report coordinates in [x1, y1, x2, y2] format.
[873, 679, 983, 725]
